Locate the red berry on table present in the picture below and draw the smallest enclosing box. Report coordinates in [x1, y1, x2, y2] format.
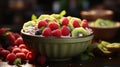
[61, 25, 70, 36]
[72, 20, 80, 28]
[19, 44, 27, 49]
[6, 32, 16, 45]
[61, 17, 69, 26]
[1, 49, 10, 58]
[16, 52, 26, 61]
[48, 22, 59, 30]
[14, 37, 24, 45]
[52, 29, 61, 37]
[13, 33, 21, 39]
[7, 53, 16, 65]
[81, 19, 89, 28]
[0, 28, 8, 36]
[38, 20, 47, 28]
[42, 27, 52, 37]
[21, 49, 29, 55]
[12, 47, 21, 54]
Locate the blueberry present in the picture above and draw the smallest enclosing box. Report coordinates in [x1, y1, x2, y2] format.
[35, 30, 42, 35]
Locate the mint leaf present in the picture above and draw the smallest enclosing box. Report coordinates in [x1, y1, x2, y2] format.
[60, 10, 66, 16]
[31, 14, 37, 21]
[14, 58, 22, 67]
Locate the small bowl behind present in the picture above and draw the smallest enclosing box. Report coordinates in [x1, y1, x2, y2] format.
[89, 22, 120, 41]
[21, 29, 94, 61]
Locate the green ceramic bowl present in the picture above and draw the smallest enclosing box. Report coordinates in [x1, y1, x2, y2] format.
[21, 29, 94, 61]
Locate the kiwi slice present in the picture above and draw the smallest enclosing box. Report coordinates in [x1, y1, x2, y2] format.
[71, 27, 89, 37]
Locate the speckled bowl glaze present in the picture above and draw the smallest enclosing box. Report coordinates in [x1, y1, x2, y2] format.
[21, 29, 94, 61]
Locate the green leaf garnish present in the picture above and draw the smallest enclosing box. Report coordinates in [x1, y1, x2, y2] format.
[60, 10, 66, 16]
[14, 58, 22, 67]
[31, 14, 37, 21]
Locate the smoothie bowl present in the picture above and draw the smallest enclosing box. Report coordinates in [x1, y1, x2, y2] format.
[21, 11, 94, 61]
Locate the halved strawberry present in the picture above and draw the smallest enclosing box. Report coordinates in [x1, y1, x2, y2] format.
[38, 20, 47, 28]
[61, 17, 69, 26]
[52, 29, 61, 37]
[61, 25, 70, 36]
[42, 27, 52, 37]
[48, 22, 59, 30]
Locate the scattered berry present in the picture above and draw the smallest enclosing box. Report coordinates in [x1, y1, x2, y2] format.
[12, 47, 21, 54]
[14, 37, 24, 45]
[19, 44, 26, 49]
[1, 49, 10, 58]
[7, 53, 16, 65]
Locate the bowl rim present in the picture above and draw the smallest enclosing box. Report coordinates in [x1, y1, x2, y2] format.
[21, 29, 94, 39]
[88, 22, 120, 29]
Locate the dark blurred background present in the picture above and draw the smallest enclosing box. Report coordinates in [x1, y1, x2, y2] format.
[0, 0, 120, 32]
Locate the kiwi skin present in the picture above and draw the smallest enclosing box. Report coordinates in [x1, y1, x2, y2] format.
[71, 27, 89, 37]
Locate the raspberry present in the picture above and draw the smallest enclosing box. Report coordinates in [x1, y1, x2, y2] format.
[38, 20, 47, 28]
[1, 49, 10, 58]
[14, 37, 24, 45]
[52, 29, 61, 37]
[21, 49, 29, 55]
[37, 55, 46, 65]
[72, 20, 80, 28]
[12, 47, 21, 54]
[6, 32, 16, 45]
[42, 28, 52, 37]
[19, 44, 26, 49]
[7, 53, 16, 65]
[16, 53, 26, 61]
[61, 17, 69, 26]
[48, 22, 59, 30]
[61, 26, 70, 36]
[81, 19, 89, 28]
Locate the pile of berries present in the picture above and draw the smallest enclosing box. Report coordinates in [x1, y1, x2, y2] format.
[23, 11, 93, 38]
[0, 28, 46, 66]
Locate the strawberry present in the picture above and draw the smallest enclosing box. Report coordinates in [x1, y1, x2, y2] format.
[61, 17, 69, 26]
[19, 44, 26, 49]
[21, 49, 29, 55]
[6, 32, 16, 45]
[12, 47, 21, 54]
[37, 55, 46, 65]
[14, 37, 24, 45]
[38, 20, 47, 28]
[1, 49, 10, 58]
[13, 33, 21, 39]
[0, 28, 8, 37]
[52, 29, 61, 37]
[81, 19, 89, 28]
[42, 27, 52, 37]
[72, 20, 80, 28]
[61, 25, 70, 36]
[48, 22, 59, 30]
[16, 52, 26, 61]
[7, 53, 16, 65]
